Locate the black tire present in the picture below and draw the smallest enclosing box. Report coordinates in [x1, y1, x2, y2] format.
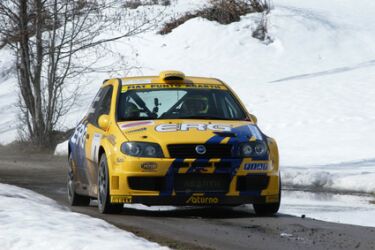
[253, 178, 281, 216]
[67, 153, 91, 206]
[98, 154, 123, 214]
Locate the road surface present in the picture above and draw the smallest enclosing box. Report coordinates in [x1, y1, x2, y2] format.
[0, 147, 374, 250]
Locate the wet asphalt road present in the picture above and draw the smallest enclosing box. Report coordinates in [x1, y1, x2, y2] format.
[0, 148, 374, 250]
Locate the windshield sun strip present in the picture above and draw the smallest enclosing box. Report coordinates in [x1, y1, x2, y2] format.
[121, 83, 227, 93]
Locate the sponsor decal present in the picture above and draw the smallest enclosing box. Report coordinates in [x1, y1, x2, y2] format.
[141, 162, 157, 171]
[122, 83, 227, 92]
[70, 123, 87, 149]
[104, 134, 116, 145]
[155, 123, 232, 132]
[123, 79, 152, 85]
[116, 157, 125, 163]
[90, 133, 102, 163]
[126, 127, 147, 134]
[186, 195, 219, 204]
[121, 120, 154, 130]
[244, 163, 269, 171]
[70, 121, 88, 170]
[111, 195, 132, 203]
[189, 165, 211, 173]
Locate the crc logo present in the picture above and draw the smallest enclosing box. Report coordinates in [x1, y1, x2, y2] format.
[186, 195, 219, 204]
[195, 145, 207, 155]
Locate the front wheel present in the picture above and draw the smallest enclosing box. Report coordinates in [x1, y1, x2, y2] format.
[98, 154, 123, 214]
[67, 153, 90, 206]
[253, 178, 281, 216]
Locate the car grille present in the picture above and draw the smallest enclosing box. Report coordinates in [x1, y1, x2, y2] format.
[167, 144, 233, 158]
[236, 174, 269, 192]
[174, 174, 231, 193]
[128, 177, 166, 191]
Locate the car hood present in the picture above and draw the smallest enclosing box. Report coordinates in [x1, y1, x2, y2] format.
[117, 120, 264, 145]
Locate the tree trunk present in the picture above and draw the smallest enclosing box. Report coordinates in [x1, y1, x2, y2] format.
[33, 0, 46, 145]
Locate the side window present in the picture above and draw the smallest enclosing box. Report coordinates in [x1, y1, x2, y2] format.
[87, 86, 113, 127]
[87, 89, 105, 124]
[96, 86, 113, 117]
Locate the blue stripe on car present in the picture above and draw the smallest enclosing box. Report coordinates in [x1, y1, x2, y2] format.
[160, 158, 185, 196]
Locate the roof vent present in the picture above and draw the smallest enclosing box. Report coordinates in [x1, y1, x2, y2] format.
[159, 70, 185, 81]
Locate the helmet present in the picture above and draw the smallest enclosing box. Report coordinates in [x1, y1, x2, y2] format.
[124, 102, 140, 119]
[182, 95, 208, 115]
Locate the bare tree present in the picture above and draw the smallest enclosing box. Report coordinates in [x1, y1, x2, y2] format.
[0, 0, 161, 148]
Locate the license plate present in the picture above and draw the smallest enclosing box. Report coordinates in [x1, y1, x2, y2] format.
[174, 174, 230, 192]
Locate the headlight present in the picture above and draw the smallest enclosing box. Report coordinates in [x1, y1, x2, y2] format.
[241, 144, 253, 157]
[254, 142, 267, 155]
[238, 141, 268, 157]
[121, 142, 164, 158]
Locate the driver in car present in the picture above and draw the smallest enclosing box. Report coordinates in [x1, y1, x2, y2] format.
[123, 102, 140, 120]
[180, 95, 209, 116]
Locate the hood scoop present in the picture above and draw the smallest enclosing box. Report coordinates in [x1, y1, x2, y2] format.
[213, 131, 237, 137]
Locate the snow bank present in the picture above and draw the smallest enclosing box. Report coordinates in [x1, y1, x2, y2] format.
[282, 158, 375, 194]
[0, 183, 168, 250]
[280, 190, 375, 227]
[54, 140, 69, 156]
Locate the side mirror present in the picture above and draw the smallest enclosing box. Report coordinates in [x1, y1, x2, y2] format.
[249, 113, 257, 124]
[98, 114, 110, 131]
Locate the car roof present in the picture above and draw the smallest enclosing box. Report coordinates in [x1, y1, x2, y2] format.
[113, 71, 224, 86]
[120, 75, 224, 85]
[101, 71, 232, 95]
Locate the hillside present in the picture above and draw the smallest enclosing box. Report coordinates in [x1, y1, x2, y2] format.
[1, 0, 375, 193]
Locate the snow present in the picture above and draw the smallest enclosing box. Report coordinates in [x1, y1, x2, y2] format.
[0, 48, 18, 143]
[0, 183, 168, 250]
[123, 204, 177, 211]
[280, 190, 375, 228]
[282, 159, 375, 194]
[54, 140, 69, 156]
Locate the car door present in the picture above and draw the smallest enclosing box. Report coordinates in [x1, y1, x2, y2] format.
[84, 85, 113, 197]
[70, 87, 105, 195]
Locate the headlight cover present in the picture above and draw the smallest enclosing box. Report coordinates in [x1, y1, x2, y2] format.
[238, 141, 268, 158]
[121, 142, 164, 158]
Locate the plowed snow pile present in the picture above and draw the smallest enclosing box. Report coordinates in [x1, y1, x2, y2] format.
[0, 183, 168, 250]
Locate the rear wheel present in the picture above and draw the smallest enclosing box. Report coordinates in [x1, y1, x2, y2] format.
[98, 154, 123, 214]
[253, 178, 281, 216]
[67, 153, 90, 206]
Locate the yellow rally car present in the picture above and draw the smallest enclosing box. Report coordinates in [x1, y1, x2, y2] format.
[67, 71, 280, 214]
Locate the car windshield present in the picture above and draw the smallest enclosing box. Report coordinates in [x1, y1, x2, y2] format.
[117, 87, 247, 121]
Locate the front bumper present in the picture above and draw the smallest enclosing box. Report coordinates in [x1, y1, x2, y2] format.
[110, 193, 280, 205]
[109, 157, 280, 205]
